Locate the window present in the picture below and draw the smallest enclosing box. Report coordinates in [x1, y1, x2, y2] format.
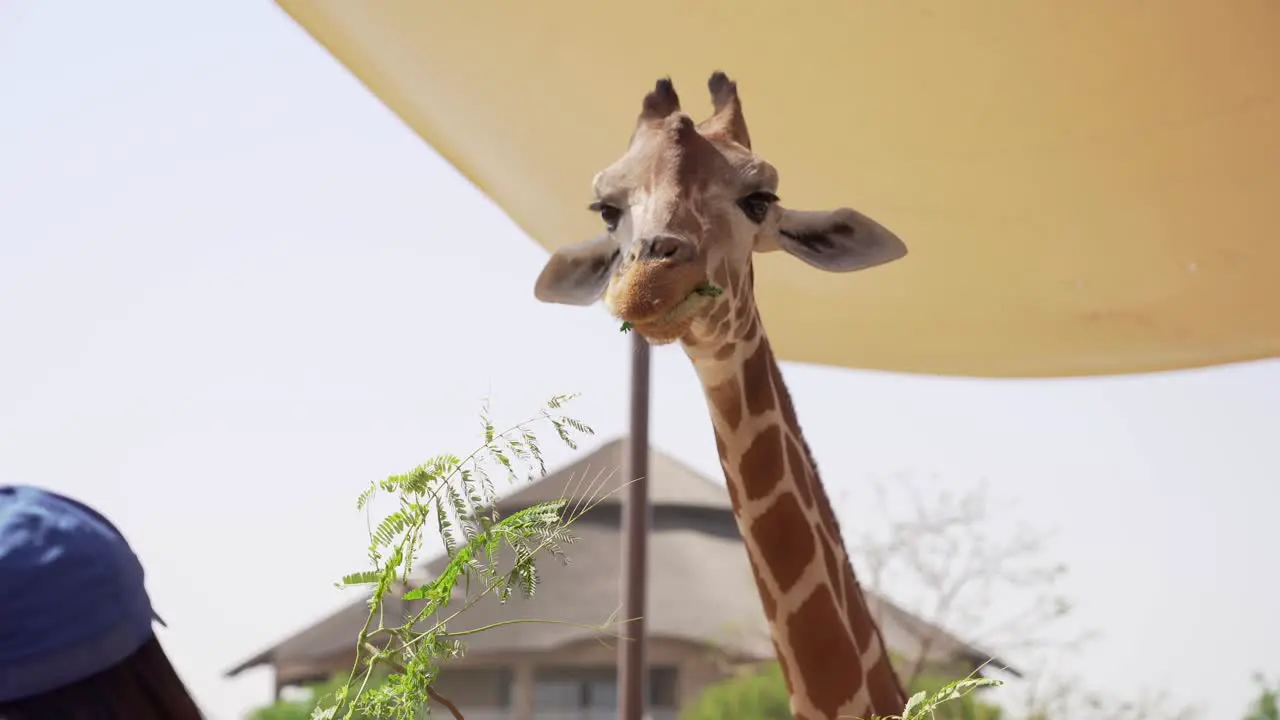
[533, 678, 580, 710]
[649, 666, 678, 708]
[584, 679, 617, 709]
[533, 666, 679, 714]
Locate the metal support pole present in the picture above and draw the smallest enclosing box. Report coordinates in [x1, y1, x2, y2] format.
[618, 331, 651, 720]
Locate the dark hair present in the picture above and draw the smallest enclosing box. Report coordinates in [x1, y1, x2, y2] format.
[0, 634, 203, 720]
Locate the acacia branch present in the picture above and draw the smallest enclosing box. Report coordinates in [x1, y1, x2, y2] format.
[427, 687, 466, 720]
[366, 648, 467, 720]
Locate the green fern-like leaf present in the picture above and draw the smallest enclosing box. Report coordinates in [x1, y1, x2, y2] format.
[339, 570, 383, 587]
[323, 394, 600, 720]
[545, 393, 578, 409]
[368, 511, 407, 550]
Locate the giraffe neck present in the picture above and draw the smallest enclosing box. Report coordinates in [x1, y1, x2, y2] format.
[687, 313, 907, 720]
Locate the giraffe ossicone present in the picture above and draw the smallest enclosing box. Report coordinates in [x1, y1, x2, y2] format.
[535, 72, 909, 720]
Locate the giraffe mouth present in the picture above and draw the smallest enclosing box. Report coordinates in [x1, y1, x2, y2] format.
[626, 287, 715, 343]
[653, 289, 713, 325]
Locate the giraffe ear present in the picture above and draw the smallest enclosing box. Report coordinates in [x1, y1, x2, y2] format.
[756, 207, 907, 273]
[534, 234, 622, 306]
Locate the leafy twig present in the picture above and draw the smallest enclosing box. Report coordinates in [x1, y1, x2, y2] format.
[313, 394, 603, 720]
[867, 674, 1003, 720]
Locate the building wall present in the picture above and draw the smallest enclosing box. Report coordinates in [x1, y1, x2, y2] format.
[480, 636, 727, 702]
[409, 636, 739, 720]
[271, 635, 991, 717]
[432, 667, 514, 711]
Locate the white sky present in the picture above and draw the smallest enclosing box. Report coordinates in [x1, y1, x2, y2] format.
[1, 3, 1276, 719]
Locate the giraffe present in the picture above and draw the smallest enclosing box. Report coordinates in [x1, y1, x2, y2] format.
[533, 72, 909, 720]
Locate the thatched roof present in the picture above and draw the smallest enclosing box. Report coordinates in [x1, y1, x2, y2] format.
[492, 437, 733, 513]
[226, 438, 1018, 680]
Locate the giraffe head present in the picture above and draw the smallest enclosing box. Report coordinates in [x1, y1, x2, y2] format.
[534, 72, 907, 349]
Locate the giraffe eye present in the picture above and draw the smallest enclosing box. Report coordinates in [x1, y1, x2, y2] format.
[589, 202, 623, 232]
[738, 191, 778, 224]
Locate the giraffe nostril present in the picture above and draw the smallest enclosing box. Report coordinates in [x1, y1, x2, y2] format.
[641, 235, 689, 262]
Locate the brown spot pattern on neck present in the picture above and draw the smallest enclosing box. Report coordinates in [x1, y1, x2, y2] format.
[699, 319, 908, 719]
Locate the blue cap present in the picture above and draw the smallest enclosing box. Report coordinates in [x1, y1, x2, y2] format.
[0, 485, 165, 702]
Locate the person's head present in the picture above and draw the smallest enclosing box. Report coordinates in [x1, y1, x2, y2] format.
[0, 485, 203, 720]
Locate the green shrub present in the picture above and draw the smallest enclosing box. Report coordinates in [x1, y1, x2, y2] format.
[680, 661, 1000, 720]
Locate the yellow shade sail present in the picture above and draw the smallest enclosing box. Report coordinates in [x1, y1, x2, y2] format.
[275, 0, 1279, 378]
